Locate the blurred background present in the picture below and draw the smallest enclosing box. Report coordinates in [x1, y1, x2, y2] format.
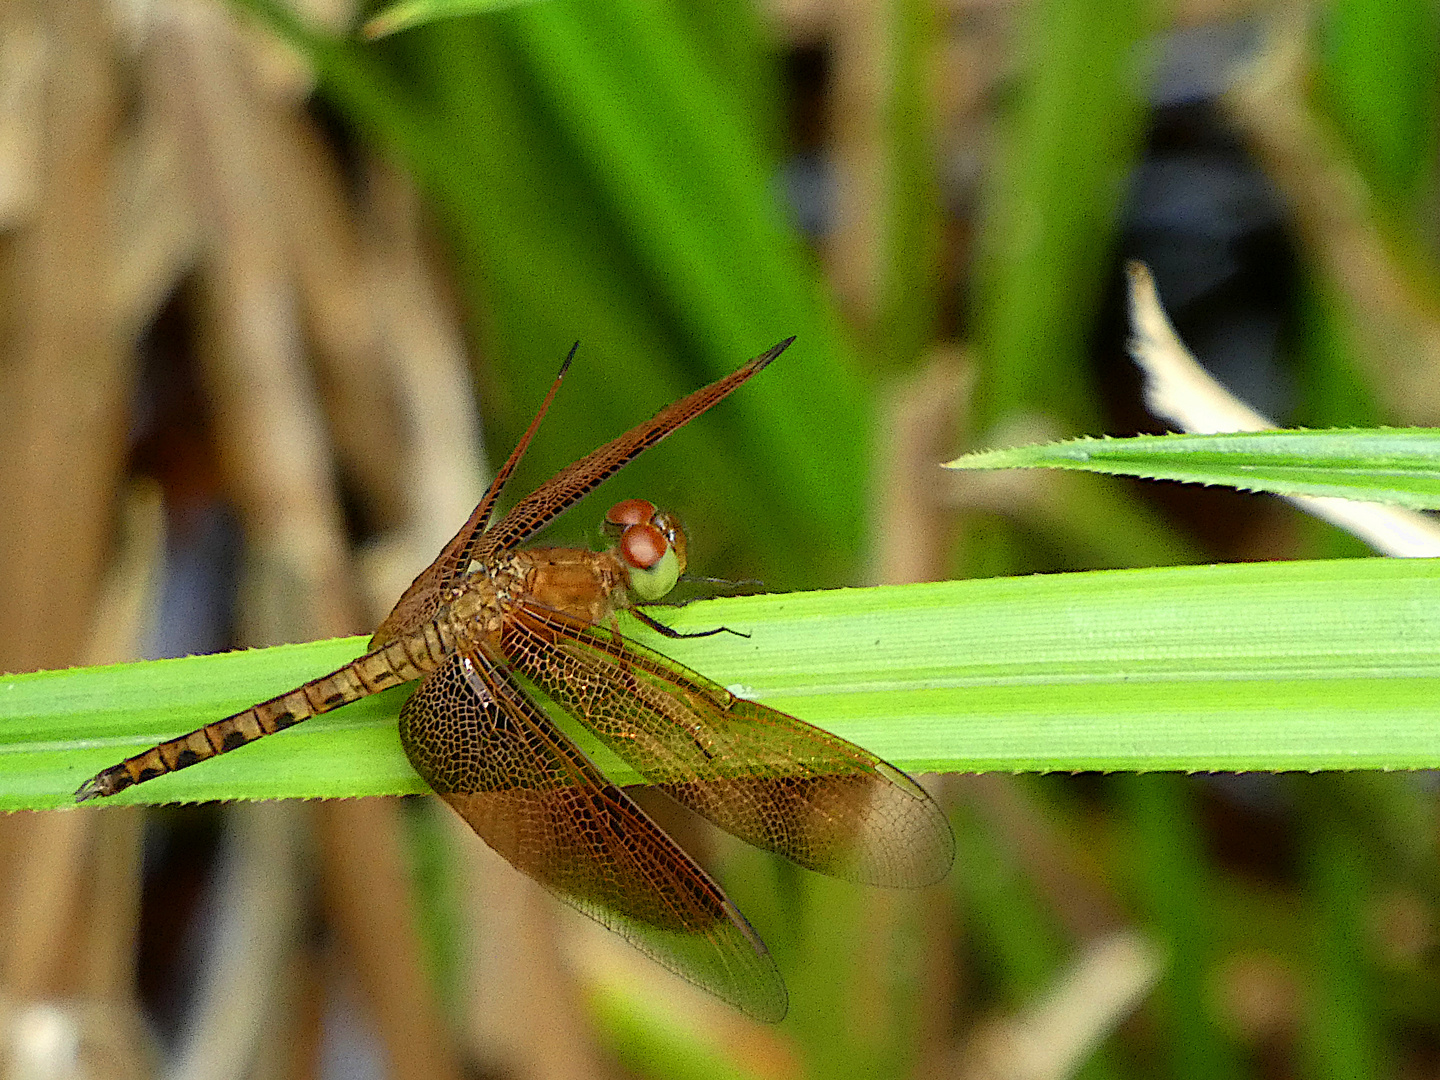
[2, 0, 1439, 1075]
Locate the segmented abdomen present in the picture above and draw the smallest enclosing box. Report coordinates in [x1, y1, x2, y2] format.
[74, 622, 456, 801]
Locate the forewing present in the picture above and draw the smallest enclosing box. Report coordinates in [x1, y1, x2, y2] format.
[477, 338, 793, 560]
[372, 352, 582, 647]
[503, 607, 955, 888]
[399, 651, 787, 1022]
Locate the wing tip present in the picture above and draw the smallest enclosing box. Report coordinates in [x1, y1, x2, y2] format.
[754, 336, 796, 371]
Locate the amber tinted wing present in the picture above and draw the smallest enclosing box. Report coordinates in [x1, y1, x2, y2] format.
[399, 650, 788, 1021]
[503, 606, 955, 888]
[371, 350, 579, 648]
[476, 338, 793, 562]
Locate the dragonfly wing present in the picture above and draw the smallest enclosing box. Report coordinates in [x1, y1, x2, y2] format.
[477, 339, 793, 560]
[372, 351, 582, 647]
[504, 607, 955, 889]
[371, 513, 489, 647]
[399, 651, 788, 1022]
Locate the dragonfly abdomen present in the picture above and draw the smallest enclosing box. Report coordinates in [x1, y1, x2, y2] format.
[74, 627, 451, 802]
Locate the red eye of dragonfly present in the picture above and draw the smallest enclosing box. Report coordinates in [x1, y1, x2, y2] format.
[74, 336, 953, 1024]
[616, 520, 680, 602]
[605, 497, 657, 532]
[618, 522, 667, 570]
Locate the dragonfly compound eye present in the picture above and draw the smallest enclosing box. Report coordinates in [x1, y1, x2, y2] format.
[619, 523, 667, 570]
[604, 498, 657, 539]
[620, 523, 681, 601]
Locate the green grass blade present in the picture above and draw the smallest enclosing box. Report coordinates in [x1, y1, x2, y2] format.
[1296, 786, 1387, 1080]
[1122, 775, 1239, 1078]
[7, 556, 1440, 811]
[946, 428, 1440, 508]
[968, 0, 1151, 429]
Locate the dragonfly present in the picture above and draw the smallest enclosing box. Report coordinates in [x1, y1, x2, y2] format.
[76, 338, 955, 1021]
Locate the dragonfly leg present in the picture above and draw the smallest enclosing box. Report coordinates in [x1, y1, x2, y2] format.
[630, 606, 749, 641]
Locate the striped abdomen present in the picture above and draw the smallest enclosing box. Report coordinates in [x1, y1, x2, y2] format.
[74, 621, 458, 802]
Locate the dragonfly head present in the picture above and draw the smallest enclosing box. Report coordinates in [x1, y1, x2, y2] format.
[605, 498, 688, 602]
